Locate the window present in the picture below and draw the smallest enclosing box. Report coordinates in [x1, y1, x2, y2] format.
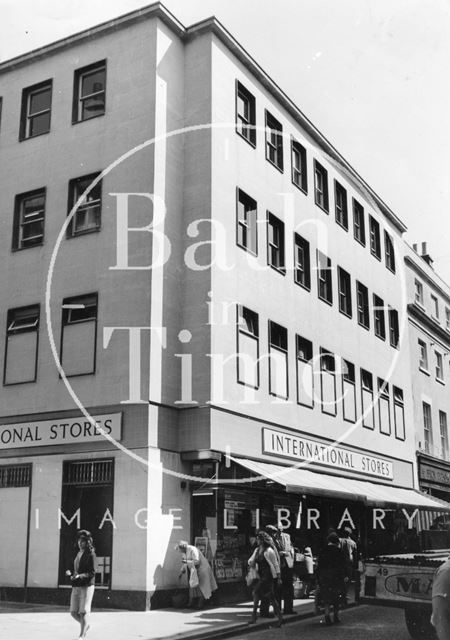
[356, 281, 369, 329]
[373, 294, 386, 340]
[414, 280, 424, 306]
[61, 294, 98, 376]
[353, 199, 365, 245]
[431, 294, 440, 321]
[369, 215, 381, 260]
[293, 233, 311, 290]
[384, 231, 395, 272]
[418, 339, 428, 371]
[291, 139, 307, 192]
[314, 161, 329, 212]
[334, 181, 348, 229]
[19, 80, 52, 140]
[13, 189, 46, 249]
[320, 348, 336, 415]
[337, 267, 352, 317]
[236, 189, 257, 255]
[265, 111, 283, 171]
[4, 305, 40, 385]
[361, 369, 375, 429]
[393, 387, 405, 440]
[446, 308, 450, 332]
[0, 464, 32, 488]
[296, 335, 313, 408]
[67, 173, 102, 236]
[388, 308, 399, 348]
[440, 411, 449, 460]
[423, 402, 433, 453]
[237, 306, 259, 388]
[236, 81, 256, 146]
[73, 60, 106, 123]
[317, 251, 333, 305]
[342, 359, 356, 423]
[267, 213, 285, 272]
[436, 351, 444, 382]
[378, 378, 391, 435]
[268, 321, 288, 399]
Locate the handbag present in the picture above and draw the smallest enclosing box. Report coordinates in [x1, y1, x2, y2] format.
[189, 566, 199, 588]
[246, 565, 259, 587]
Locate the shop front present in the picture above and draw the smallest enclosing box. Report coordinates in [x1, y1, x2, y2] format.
[417, 453, 450, 547]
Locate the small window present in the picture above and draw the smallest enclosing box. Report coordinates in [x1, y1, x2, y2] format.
[13, 189, 46, 250]
[423, 402, 433, 453]
[418, 339, 428, 371]
[236, 81, 256, 146]
[320, 348, 336, 416]
[393, 386, 405, 440]
[373, 294, 386, 340]
[237, 189, 257, 255]
[334, 181, 348, 229]
[267, 213, 285, 273]
[73, 60, 106, 123]
[388, 308, 399, 348]
[268, 320, 288, 399]
[314, 161, 329, 212]
[0, 464, 32, 488]
[67, 173, 102, 236]
[19, 80, 52, 140]
[341, 358, 356, 423]
[61, 294, 98, 376]
[353, 199, 365, 245]
[4, 305, 40, 385]
[317, 251, 333, 305]
[293, 233, 311, 290]
[440, 411, 449, 460]
[296, 335, 313, 362]
[361, 368, 375, 430]
[337, 267, 352, 317]
[369, 215, 381, 260]
[384, 231, 395, 272]
[436, 351, 444, 382]
[431, 294, 440, 321]
[446, 308, 450, 332]
[237, 305, 259, 388]
[414, 280, 424, 306]
[361, 369, 373, 392]
[265, 111, 283, 171]
[378, 378, 391, 436]
[356, 281, 369, 329]
[291, 139, 307, 192]
[296, 335, 313, 408]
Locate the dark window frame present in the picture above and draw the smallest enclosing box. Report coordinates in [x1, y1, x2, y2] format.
[67, 173, 102, 237]
[296, 334, 314, 409]
[393, 386, 405, 441]
[334, 180, 348, 230]
[19, 79, 53, 141]
[236, 188, 258, 256]
[293, 233, 311, 291]
[267, 212, 285, 274]
[72, 60, 106, 125]
[3, 304, 40, 386]
[353, 198, 366, 246]
[319, 347, 337, 416]
[12, 187, 46, 251]
[341, 358, 356, 423]
[384, 230, 396, 273]
[356, 281, 370, 329]
[268, 320, 289, 400]
[317, 250, 333, 305]
[60, 293, 98, 377]
[235, 81, 256, 147]
[291, 138, 307, 193]
[369, 215, 382, 260]
[378, 378, 391, 436]
[337, 266, 352, 318]
[236, 305, 260, 390]
[373, 294, 386, 341]
[361, 368, 375, 430]
[314, 160, 329, 212]
[265, 110, 283, 172]
[388, 307, 399, 349]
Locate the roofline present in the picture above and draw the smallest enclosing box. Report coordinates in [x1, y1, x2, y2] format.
[0, 3, 407, 234]
[404, 247, 450, 302]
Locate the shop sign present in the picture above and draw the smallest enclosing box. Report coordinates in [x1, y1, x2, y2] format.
[419, 462, 450, 486]
[0, 413, 122, 449]
[262, 428, 393, 480]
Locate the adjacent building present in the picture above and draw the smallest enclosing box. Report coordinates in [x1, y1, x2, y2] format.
[0, 2, 447, 609]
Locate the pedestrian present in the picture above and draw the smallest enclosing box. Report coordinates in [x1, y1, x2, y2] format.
[339, 527, 357, 603]
[248, 531, 283, 626]
[67, 529, 96, 640]
[259, 525, 281, 618]
[431, 556, 450, 640]
[299, 546, 315, 598]
[177, 541, 217, 609]
[266, 524, 295, 614]
[316, 531, 347, 625]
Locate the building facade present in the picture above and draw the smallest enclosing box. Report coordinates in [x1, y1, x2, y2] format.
[0, 3, 446, 609]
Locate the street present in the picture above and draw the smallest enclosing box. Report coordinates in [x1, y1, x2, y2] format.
[233, 606, 411, 640]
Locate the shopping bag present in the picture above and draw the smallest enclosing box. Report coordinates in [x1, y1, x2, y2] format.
[246, 566, 259, 587]
[189, 566, 199, 588]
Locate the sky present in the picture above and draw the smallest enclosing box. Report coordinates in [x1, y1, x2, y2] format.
[1, 0, 449, 284]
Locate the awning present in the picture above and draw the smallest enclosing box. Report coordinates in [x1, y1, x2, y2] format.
[232, 457, 450, 511]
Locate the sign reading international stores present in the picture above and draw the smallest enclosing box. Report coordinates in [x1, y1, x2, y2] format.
[263, 428, 394, 480]
[0, 413, 122, 450]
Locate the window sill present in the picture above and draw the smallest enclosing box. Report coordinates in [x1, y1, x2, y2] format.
[12, 242, 44, 252]
[431, 316, 441, 326]
[357, 321, 370, 331]
[370, 251, 382, 262]
[66, 227, 101, 239]
[336, 219, 349, 232]
[419, 367, 431, 376]
[72, 112, 106, 126]
[294, 279, 311, 293]
[436, 377, 446, 386]
[339, 308, 352, 319]
[386, 264, 396, 275]
[4, 378, 37, 386]
[265, 155, 284, 174]
[375, 333, 386, 342]
[19, 129, 50, 142]
[236, 128, 256, 149]
[268, 263, 286, 276]
[354, 236, 366, 248]
[315, 201, 329, 215]
[318, 295, 333, 307]
[236, 242, 258, 257]
[292, 179, 308, 196]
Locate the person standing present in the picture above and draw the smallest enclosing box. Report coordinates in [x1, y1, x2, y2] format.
[431, 556, 450, 640]
[177, 541, 217, 609]
[268, 524, 295, 614]
[316, 532, 347, 625]
[248, 531, 283, 626]
[339, 527, 357, 603]
[67, 529, 96, 640]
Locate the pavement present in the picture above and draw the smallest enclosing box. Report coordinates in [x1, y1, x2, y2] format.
[0, 595, 345, 640]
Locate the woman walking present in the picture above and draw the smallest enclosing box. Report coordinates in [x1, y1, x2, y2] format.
[177, 541, 217, 608]
[248, 531, 283, 626]
[67, 529, 96, 640]
[316, 532, 346, 625]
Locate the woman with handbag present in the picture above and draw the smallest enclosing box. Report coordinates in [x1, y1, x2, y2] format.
[177, 541, 217, 609]
[67, 529, 96, 640]
[247, 531, 283, 626]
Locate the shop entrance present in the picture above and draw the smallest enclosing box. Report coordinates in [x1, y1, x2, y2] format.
[58, 459, 114, 588]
